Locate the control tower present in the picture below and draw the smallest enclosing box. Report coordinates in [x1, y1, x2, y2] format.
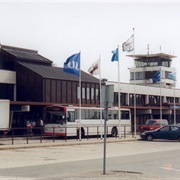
[127, 53, 176, 88]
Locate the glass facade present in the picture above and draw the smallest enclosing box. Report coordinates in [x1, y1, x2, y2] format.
[135, 58, 171, 68]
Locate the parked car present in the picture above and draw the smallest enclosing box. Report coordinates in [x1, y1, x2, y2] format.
[140, 125, 180, 141]
[172, 123, 180, 126]
[140, 119, 168, 132]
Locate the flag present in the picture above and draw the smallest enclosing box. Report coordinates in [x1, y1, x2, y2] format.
[88, 59, 99, 75]
[122, 35, 134, 52]
[111, 48, 118, 62]
[168, 72, 176, 81]
[152, 69, 161, 83]
[64, 52, 80, 77]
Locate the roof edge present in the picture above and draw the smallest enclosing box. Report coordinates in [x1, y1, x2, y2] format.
[1, 45, 38, 53]
[127, 53, 176, 59]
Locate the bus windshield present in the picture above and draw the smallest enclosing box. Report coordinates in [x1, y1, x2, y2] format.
[45, 111, 66, 125]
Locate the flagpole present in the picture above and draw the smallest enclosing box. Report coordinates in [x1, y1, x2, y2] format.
[133, 28, 136, 138]
[88, 57, 101, 138]
[174, 83, 176, 124]
[117, 45, 121, 139]
[99, 55, 103, 139]
[160, 68, 162, 119]
[79, 52, 81, 141]
[111, 48, 119, 138]
[63, 52, 81, 140]
[122, 31, 135, 137]
[173, 75, 176, 124]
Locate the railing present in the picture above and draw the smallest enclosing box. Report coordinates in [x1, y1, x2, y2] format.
[0, 125, 136, 145]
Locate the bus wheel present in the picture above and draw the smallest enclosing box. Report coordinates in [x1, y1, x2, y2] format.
[111, 127, 118, 137]
[77, 128, 85, 139]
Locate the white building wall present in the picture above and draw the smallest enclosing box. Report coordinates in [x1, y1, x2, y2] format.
[0, 70, 16, 101]
[0, 70, 16, 84]
[129, 66, 176, 88]
[107, 81, 180, 100]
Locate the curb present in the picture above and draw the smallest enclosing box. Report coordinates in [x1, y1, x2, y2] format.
[0, 137, 138, 150]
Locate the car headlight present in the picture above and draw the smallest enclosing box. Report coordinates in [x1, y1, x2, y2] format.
[140, 132, 146, 135]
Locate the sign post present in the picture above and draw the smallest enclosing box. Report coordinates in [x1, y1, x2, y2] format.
[102, 84, 114, 175]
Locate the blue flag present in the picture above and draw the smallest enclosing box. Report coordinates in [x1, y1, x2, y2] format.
[111, 48, 118, 62]
[168, 72, 176, 81]
[152, 69, 161, 83]
[64, 52, 80, 77]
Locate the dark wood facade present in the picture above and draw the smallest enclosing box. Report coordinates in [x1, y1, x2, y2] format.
[0, 45, 100, 106]
[14, 63, 100, 106]
[15, 62, 43, 102]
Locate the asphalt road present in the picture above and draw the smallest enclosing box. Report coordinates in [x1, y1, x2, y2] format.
[0, 140, 180, 179]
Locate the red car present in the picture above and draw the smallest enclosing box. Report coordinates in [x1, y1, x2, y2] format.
[140, 119, 168, 133]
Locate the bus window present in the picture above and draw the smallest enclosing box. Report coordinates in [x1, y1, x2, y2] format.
[111, 110, 118, 119]
[76, 109, 101, 120]
[102, 111, 105, 119]
[89, 109, 95, 119]
[51, 113, 66, 125]
[92, 111, 99, 119]
[121, 111, 129, 119]
[113, 113, 118, 119]
[67, 111, 75, 122]
[45, 112, 52, 124]
[81, 109, 88, 119]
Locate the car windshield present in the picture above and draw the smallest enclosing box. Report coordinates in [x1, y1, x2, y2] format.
[146, 120, 156, 125]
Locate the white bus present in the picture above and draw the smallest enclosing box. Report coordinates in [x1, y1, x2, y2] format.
[44, 105, 131, 138]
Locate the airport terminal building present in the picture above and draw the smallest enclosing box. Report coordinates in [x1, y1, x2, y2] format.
[0, 44, 179, 133]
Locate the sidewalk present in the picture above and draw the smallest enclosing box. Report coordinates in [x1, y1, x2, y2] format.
[0, 135, 138, 150]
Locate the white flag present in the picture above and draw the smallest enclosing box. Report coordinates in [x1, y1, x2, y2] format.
[88, 59, 99, 75]
[122, 35, 134, 52]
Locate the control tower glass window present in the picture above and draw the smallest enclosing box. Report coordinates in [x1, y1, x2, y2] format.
[135, 58, 171, 68]
[130, 72, 145, 80]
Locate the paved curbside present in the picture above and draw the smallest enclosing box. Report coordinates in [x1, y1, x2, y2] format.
[0, 137, 138, 150]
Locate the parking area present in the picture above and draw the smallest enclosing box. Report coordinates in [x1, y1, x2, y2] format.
[0, 140, 180, 179]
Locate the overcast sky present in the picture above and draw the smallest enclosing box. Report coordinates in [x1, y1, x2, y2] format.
[0, 1, 180, 87]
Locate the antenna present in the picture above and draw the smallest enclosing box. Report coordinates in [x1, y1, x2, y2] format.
[147, 44, 149, 55]
[160, 45, 161, 53]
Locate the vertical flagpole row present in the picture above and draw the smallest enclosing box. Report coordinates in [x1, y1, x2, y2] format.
[133, 28, 136, 138]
